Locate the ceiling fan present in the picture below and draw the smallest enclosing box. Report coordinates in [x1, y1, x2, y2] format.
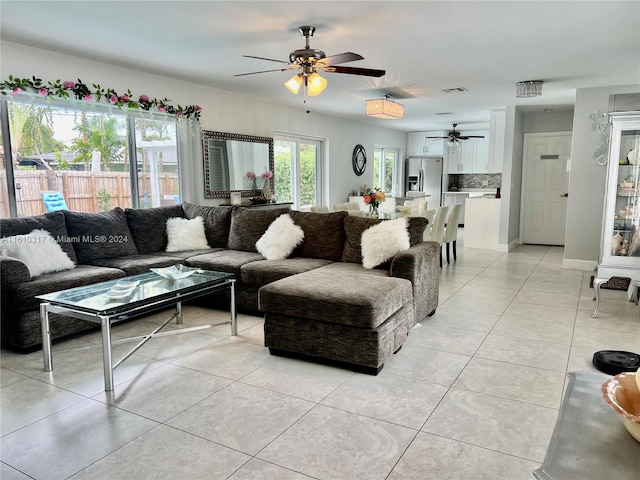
[234, 26, 386, 96]
[426, 124, 486, 144]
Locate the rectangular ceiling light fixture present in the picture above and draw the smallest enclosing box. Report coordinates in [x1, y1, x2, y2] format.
[365, 97, 404, 120]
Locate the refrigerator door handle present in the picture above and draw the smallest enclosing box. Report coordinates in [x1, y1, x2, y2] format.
[419, 169, 424, 191]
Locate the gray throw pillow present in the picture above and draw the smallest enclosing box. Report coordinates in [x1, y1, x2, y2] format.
[182, 203, 234, 248]
[288, 210, 348, 261]
[125, 205, 185, 253]
[227, 207, 291, 252]
[64, 207, 138, 264]
[0, 211, 77, 264]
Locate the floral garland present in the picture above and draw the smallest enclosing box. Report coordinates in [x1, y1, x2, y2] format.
[0, 75, 202, 120]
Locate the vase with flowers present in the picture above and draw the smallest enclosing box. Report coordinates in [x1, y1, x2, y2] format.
[246, 171, 258, 191]
[261, 170, 273, 199]
[363, 187, 386, 218]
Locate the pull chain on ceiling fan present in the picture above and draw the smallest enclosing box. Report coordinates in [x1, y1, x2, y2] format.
[234, 26, 386, 97]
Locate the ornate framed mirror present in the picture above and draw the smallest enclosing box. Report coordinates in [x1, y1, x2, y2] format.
[202, 131, 274, 199]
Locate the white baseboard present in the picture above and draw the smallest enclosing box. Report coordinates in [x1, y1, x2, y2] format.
[497, 238, 520, 252]
[562, 258, 596, 271]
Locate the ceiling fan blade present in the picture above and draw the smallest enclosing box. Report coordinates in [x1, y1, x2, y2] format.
[325, 65, 386, 77]
[425, 136, 449, 139]
[458, 136, 470, 140]
[465, 135, 486, 138]
[234, 68, 294, 77]
[320, 52, 364, 66]
[242, 55, 289, 64]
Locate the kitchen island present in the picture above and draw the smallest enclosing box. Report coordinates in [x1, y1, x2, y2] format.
[464, 196, 500, 249]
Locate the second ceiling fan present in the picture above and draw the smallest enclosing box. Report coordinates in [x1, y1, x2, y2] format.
[427, 124, 485, 144]
[235, 26, 386, 96]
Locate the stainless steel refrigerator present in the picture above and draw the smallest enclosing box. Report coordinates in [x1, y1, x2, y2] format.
[405, 156, 443, 207]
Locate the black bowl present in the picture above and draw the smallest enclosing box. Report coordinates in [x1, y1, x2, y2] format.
[249, 197, 270, 204]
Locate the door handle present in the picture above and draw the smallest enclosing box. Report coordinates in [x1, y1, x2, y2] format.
[561, 193, 569, 197]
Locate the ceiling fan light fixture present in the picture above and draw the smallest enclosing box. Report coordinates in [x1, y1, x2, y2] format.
[365, 97, 404, 120]
[307, 72, 327, 96]
[284, 74, 303, 95]
[516, 80, 543, 98]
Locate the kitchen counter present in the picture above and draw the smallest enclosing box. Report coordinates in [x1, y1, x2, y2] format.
[464, 197, 500, 249]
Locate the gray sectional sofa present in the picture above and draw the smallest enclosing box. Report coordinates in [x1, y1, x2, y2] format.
[0, 203, 440, 373]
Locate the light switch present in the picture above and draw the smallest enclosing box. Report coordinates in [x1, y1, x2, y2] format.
[482, 180, 489, 187]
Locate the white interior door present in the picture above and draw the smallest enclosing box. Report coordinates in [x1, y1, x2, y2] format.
[521, 133, 572, 245]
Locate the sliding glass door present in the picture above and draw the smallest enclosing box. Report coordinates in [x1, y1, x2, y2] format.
[274, 135, 323, 210]
[0, 98, 180, 218]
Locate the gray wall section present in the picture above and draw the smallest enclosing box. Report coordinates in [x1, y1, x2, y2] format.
[523, 111, 574, 133]
[564, 84, 640, 264]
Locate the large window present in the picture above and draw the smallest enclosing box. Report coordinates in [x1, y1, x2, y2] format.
[0, 98, 180, 218]
[373, 147, 399, 195]
[274, 135, 323, 210]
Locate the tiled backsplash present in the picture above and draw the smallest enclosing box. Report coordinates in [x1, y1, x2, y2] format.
[448, 173, 502, 190]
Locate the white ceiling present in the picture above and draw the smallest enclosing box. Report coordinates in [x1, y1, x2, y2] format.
[2, 1, 639, 132]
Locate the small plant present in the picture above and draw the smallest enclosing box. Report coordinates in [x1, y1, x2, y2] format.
[97, 188, 111, 211]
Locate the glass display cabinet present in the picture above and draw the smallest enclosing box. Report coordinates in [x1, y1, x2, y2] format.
[593, 112, 640, 316]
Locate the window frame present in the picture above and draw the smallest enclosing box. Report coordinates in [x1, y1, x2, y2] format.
[373, 146, 400, 196]
[0, 96, 181, 217]
[274, 133, 325, 210]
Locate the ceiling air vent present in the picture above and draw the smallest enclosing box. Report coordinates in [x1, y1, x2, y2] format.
[442, 87, 468, 93]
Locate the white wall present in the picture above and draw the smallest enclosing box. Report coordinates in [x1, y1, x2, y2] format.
[1, 41, 407, 207]
[564, 84, 640, 266]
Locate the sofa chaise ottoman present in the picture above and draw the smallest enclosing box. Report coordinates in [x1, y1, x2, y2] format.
[260, 266, 415, 374]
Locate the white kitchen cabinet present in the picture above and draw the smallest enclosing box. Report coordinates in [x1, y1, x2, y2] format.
[488, 109, 506, 173]
[408, 132, 427, 157]
[446, 130, 489, 173]
[408, 131, 446, 156]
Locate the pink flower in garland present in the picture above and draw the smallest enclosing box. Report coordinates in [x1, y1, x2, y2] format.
[62, 81, 75, 89]
[195, 105, 202, 111]
[158, 105, 166, 112]
[120, 95, 129, 102]
[139, 94, 149, 102]
[12, 87, 21, 94]
[109, 95, 118, 104]
[38, 88, 48, 96]
[84, 94, 92, 101]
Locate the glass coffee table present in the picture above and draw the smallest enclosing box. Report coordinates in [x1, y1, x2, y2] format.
[37, 269, 236, 391]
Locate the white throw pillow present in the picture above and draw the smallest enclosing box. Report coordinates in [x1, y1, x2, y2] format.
[0, 229, 75, 277]
[256, 214, 305, 260]
[166, 216, 209, 252]
[361, 218, 411, 269]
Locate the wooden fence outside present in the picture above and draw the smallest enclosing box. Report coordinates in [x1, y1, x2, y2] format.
[0, 170, 179, 217]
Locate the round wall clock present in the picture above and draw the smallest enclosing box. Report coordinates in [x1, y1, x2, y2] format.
[352, 144, 366, 176]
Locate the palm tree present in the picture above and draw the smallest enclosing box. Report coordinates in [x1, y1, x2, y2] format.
[69, 114, 126, 170]
[6, 104, 64, 166]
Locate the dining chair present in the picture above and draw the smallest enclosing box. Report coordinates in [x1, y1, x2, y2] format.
[311, 205, 330, 213]
[333, 202, 360, 212]
[423, 205, 449, 267]
[443, 203, 463, 264]
[411, 199, 428, 217]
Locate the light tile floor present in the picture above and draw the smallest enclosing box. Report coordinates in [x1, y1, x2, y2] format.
[2, 241, 640, 479]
